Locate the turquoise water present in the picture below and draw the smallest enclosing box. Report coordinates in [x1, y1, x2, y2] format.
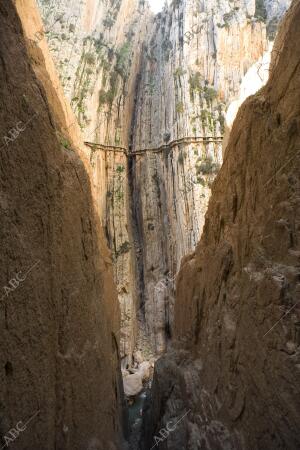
[129, 390, 147, 426]
[128, 390, 148, 449]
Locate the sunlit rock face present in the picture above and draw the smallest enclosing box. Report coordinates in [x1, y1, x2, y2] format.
[38, 0, 291, 362]
[226, 43, 273, 128]
[0, 1, 124, 448]
[37, 0, 152, 367]
[130, 0, 290, 355]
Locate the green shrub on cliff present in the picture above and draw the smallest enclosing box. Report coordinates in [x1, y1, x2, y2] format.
[203, 86, 218, 103]
[174, 67, 186, 78]
[255, 0, 267, 22]
[176, 102, 184, 114]
[188, 72, 203, 101]
[103, 14, 115, 29]
[196, 157, 220, 175]
[115, 41, 131, 79]
[116, 165, 125, 173]
[117, 241, 131, 257]
[85, 52, 96, 65]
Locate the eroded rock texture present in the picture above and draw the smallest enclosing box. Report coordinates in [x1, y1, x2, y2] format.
[37, 0, 291, 364]
[0, 1, 124, 449]
[37, 0, 152, 366]
[143, 1, 300, 448]
[130, 0, 291, 355]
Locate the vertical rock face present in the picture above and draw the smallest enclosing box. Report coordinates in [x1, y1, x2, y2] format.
[143, 1, 300, 448]
[0, 1, 123, 449]
[130, 0, 290, 354]
[37, 0, 152, 366]
[37, 0, 291, 363]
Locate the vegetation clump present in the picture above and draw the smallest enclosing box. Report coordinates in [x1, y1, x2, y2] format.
[188, 72, 202, 101]
[178, 151, 187, 164]
[115, 41, 131, 79]
[223, 11, 235, 23]
[58, 133, 73, 151]
[174, 67, 186, 78]
[267, 17, 278, 40]
[116, 241, 131, 257]
[196, 156, 220, 175]
[255, 0, 267, 22]
[85, 52, 96, 65]
[98, 71, 119, 108]
[176, 101, 184, 114]
[171, 0, 181, 9]
[162, 38, 172, 61]
[203, 85, 218, 103]
[103, 14, 115, 29]
[116, 165, 125, 173]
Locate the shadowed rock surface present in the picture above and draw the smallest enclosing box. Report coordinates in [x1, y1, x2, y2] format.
[0, 1, 124, 449]
[142, 1, 300, 448]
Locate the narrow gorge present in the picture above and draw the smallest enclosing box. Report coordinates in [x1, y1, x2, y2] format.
[0, 0, 299, 449]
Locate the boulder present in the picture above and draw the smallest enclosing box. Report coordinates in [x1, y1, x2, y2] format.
[123, 373, 143, 397]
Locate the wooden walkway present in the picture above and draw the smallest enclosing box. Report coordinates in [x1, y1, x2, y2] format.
[84, 141, 128, 154]
[84, 135, 223, 156]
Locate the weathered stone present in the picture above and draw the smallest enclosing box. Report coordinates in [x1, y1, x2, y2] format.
[143, 2, 300, 448]
[37, 0, 291, 365]
[123, 373, 143, 397]
[0, 1, 125, 448]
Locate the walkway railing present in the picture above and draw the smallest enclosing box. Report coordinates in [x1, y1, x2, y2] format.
[84, 135, 223, 156]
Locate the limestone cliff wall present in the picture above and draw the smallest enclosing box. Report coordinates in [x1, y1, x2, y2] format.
[131, 0, 290, 355]
[0, 1, 124, 449]
[142, 1, 300, 448]
[37, 0, 152, 366]
[37, 0, 291, 364]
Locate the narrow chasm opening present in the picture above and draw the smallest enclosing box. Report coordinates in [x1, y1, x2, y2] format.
[33, 1, 295, 449]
